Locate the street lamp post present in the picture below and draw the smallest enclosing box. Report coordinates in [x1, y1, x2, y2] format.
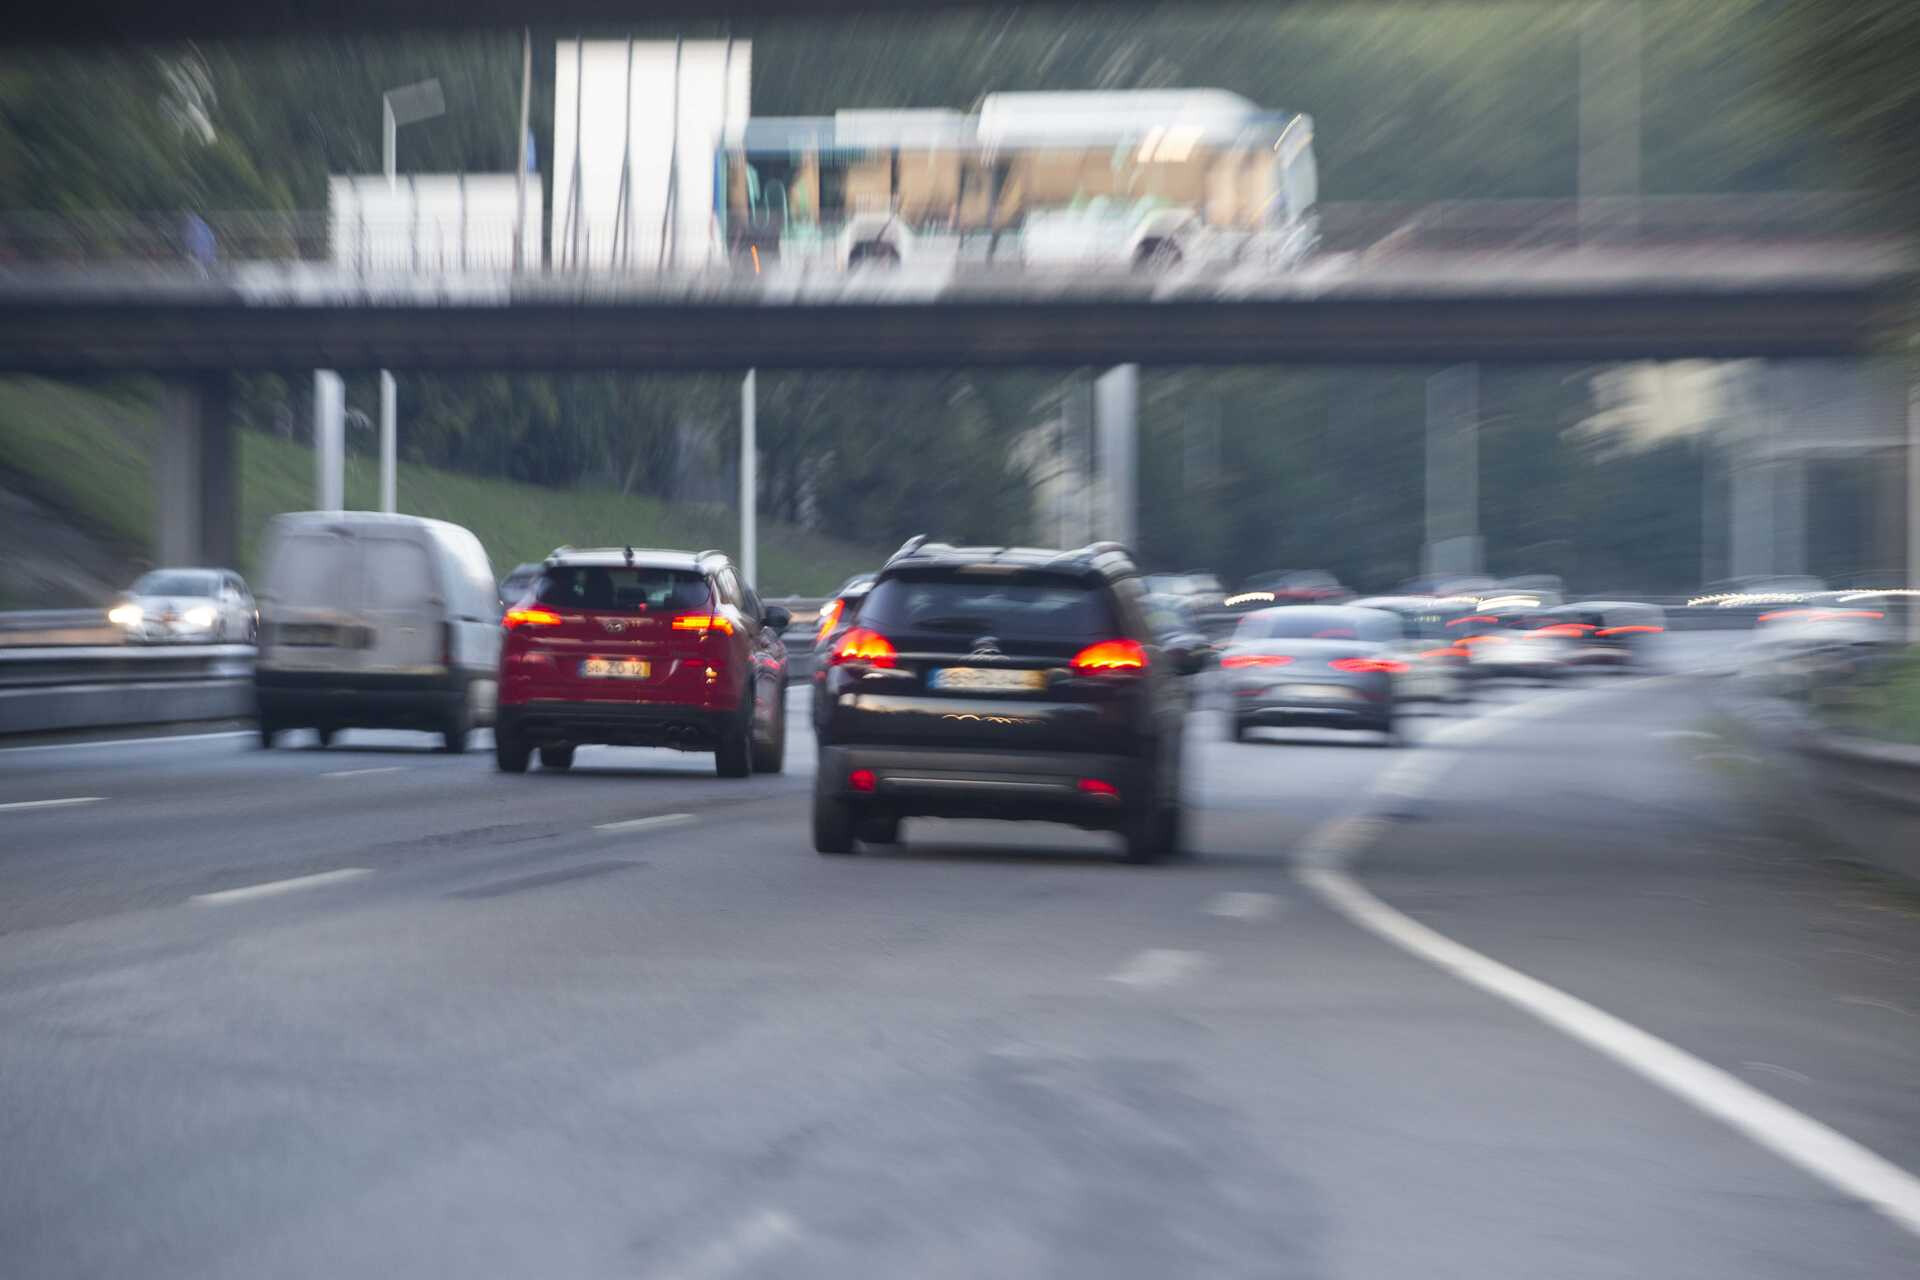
[375, 78, 445, 513]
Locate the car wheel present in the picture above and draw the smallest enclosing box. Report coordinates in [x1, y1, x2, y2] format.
[440, 689, 472, 753]
[315, 725, 336, 748]
[257, 718, 278, 749]
[495, 727, 531, 773]
[539, 744, 575, 771]
[715, 693, 754, 778]
[857, 814, 900, 846]
[1123, 799, 1180, 864]
[1231, 717, 1251, 743]
[750, 688, 786, 774]
[813, 785, 856, 855]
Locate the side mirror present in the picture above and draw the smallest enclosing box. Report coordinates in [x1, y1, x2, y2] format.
[762, 605, 792, 632]
[1168, 644, 1205, 676]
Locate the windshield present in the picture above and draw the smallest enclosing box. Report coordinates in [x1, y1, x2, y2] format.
[133, 571, 218, 597]
[536, 566, 711, 612]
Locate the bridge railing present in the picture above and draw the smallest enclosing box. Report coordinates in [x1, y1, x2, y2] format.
[0, 194, 1890, 277]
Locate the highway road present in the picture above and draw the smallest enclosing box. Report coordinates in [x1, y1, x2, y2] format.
[2, 649, 1918, 1277]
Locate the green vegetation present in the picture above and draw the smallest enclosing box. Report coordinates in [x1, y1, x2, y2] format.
[0, 378, 884, 595]
[1820, 648, 1920, 748]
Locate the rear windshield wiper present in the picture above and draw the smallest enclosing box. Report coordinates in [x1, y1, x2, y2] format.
[912, 614, 997, 632]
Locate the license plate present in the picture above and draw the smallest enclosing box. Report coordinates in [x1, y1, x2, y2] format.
[580, 658, 650, 679]
[1282, 684, 1356, 700]
[929, 666, 1045, 692]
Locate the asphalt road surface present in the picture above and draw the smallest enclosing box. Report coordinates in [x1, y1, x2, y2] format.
[3, 645, 1918, 1278]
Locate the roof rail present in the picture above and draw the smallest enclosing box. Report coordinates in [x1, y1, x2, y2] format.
[694, 548, 727, 563]
[893, 533, 930, 560]
[1082, 541, 1132, 559]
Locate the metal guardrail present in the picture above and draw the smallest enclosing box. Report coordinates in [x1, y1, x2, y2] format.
[0, 608, 116, 648]
[0, 643, 256, 735]
[0, 644, 254, 688]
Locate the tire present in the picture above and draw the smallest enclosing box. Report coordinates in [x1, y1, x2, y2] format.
[495, 726, 531, 773]
[439, 688, 471, 754]
[857, 814, 900, 846]
[715, 695, 753, 779]
[1123, 799, 1180, 865]
[257, 718, 278, 749]
[539, 744, 575, 771]
[750, 688, 786, 774]
[315, 725, 336, 748]
[813, 784, 856, 855]
[1231, 717, 1252, 742]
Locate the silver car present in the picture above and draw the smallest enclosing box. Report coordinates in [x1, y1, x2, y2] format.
[109, 568, 256, 645]
[1224, 605, 1406, 743]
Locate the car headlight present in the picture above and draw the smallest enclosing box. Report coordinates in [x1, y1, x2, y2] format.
[108, 603, 142, 627]
[183, 606, 217, 628]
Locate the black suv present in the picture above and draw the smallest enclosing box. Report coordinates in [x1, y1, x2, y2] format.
[812, 538, 1202, 862]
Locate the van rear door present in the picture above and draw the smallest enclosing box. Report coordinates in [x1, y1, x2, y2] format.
[361, 535, 444, 674]
[261, 528, 364, 673]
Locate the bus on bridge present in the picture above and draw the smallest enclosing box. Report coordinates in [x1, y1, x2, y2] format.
[715, 89, 1318, 273]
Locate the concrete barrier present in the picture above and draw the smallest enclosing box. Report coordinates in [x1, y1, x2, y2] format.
[0, 644, 254, 736]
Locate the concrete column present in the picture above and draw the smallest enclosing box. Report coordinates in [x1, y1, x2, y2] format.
[1578, 0, 1642, 243]
[740, 369, 757, 588]
[379, 371, 397, 513]
[1424, 364, 1482, 578]
[1910, 375, 1920, 641]
[153, 376, 236, 568]
[314, 370, 345, 511]
[1094, 365, 1138, 549]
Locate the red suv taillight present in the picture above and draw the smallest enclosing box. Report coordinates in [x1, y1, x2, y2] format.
[1221, 654, 1293, 669]
[503, 607, 561, 629]
[671, 613, 735, 636]
[1070, 639, 1147, 673]
[816, 597, 845, 639]
[830, 627, 896, 668]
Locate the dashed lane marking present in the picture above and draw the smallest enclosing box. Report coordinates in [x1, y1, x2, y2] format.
[322, 766, 406, 779]
[191, 867, 372, 905]
[594, 812, 695, 834]
[1106, 948, 1212, 989]
[0, 796, 105, 813]
[1205, 891, 1280, 920]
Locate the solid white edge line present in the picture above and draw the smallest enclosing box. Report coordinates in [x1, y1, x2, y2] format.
[594, 812, 696, 834]
[0, 730, 251, 755]
[1294, 671, 1920, 1238]
[321, 766, 406, 779]
[1301, 862, 1920, 1236]
[191, 867, 372, 905]
[0, 796, 105, 813]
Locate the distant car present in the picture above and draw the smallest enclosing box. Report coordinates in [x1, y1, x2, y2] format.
[494, 547, 788, 777]
[1551, 601, 1667, 670]
[1234, 570, 1350, 607]
[254, 512, 501, 750]
[109, 568, 255, 644]
[1458, 609, 1575, 683]
[1222, 605, 1407, 742]
[1141, 592, 1219, 667]
[499, 562, 543, 609]
[1348, 595, 1475, 703]
[812, 537, 1201, 862]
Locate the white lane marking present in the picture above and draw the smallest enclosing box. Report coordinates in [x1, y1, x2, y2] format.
[1301, 862, 1920, 1237]
[1106, 948, 1211, 989]
[0, 730, 251, 755]
[191, 867, 371, 905]
[1653, 729, 1719, 742]
[0, 796, 104, 813]
[1205, 891, 1280, 920]
[321, 766, 405, 779]
[1294, 671, 1920, 1238]
[594, 812, 696, 834]
[657, 1208, 800, 1280]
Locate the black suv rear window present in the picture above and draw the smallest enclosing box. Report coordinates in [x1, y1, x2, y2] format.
[861, 573, 1116, 640]
[537, 566, 711, 612]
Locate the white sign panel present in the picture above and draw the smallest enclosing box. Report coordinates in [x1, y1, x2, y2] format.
[328, 174, 542, 273]
[552, 39, 751, 271]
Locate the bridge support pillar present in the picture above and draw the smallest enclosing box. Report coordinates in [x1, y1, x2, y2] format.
[1094, 365, 1139, 549]
[1423, 364, 1482, 579]
[152, 376, 236, 569]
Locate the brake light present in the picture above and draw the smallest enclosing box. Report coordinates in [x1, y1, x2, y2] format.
[816, 597, 845, 638]
[1221, 654, 1294, 669]
[1076, 778, 1119, 799]
[848, 768, 877, 793]
[672, 613, 735, 635]
[503, 607, 562, 629]
[831, 627, 897, 668]
[1420, 645, 1470, 660]
[1446, 615, 1498, 628]
[1071, 639, 1147, 673]
[1595, 624, 1664, 637]
[1329, 657, 1408, 674]
[1530, 623, 1591, 639]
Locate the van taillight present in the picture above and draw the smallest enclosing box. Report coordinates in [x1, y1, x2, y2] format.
[1070, 639, 1147, 673]
[831, 627, 896, 668]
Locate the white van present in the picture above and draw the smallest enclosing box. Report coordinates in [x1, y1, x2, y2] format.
[253, 512, 501, 750]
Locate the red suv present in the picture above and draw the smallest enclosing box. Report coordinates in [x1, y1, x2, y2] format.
[494, 548, 789, 777]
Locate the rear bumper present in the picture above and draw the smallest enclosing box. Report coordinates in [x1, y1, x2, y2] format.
[254, 668, 463, 728]
[816, 744, 1146, 826]
[498, 699, 729, 750]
